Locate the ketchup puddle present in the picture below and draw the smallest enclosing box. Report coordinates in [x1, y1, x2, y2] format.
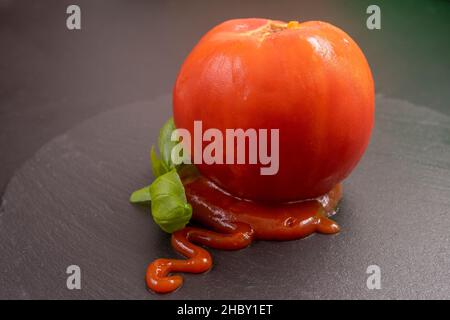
[146, 176, 342, 293]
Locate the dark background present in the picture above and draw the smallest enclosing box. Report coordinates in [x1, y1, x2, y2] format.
[0, 0, 449, 299]
[1, 0, 450, 196]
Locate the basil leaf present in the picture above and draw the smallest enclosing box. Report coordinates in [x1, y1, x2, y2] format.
[150, 145, 169, 178]
[148, 117, 179, 179]
[129, 185, 151, 205]
[129, 117, 197, 232]
[158, 117, 178, 172]
[149, 169, 192, 233]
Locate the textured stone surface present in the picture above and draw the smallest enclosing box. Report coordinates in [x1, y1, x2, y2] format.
[1, 95, 449, 299]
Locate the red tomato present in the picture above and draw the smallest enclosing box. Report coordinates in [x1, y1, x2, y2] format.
[173, 18, 374, 202]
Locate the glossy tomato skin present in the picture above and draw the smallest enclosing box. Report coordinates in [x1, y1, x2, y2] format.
[173, 18, 374, 202]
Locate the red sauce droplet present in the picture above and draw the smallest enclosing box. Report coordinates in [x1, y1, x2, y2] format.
[146, 176, 342, 293]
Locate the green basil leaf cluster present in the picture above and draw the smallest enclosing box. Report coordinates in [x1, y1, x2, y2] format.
[150, 118, 179, 176]
[149, 169, 192, 233]
[129, 117, 193, 233]
[129, 185, 151, 205]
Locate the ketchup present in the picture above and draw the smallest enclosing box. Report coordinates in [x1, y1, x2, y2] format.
[146, 176, 342, 293]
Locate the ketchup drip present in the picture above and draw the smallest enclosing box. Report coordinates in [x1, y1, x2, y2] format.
[146, 176, 342, 293]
